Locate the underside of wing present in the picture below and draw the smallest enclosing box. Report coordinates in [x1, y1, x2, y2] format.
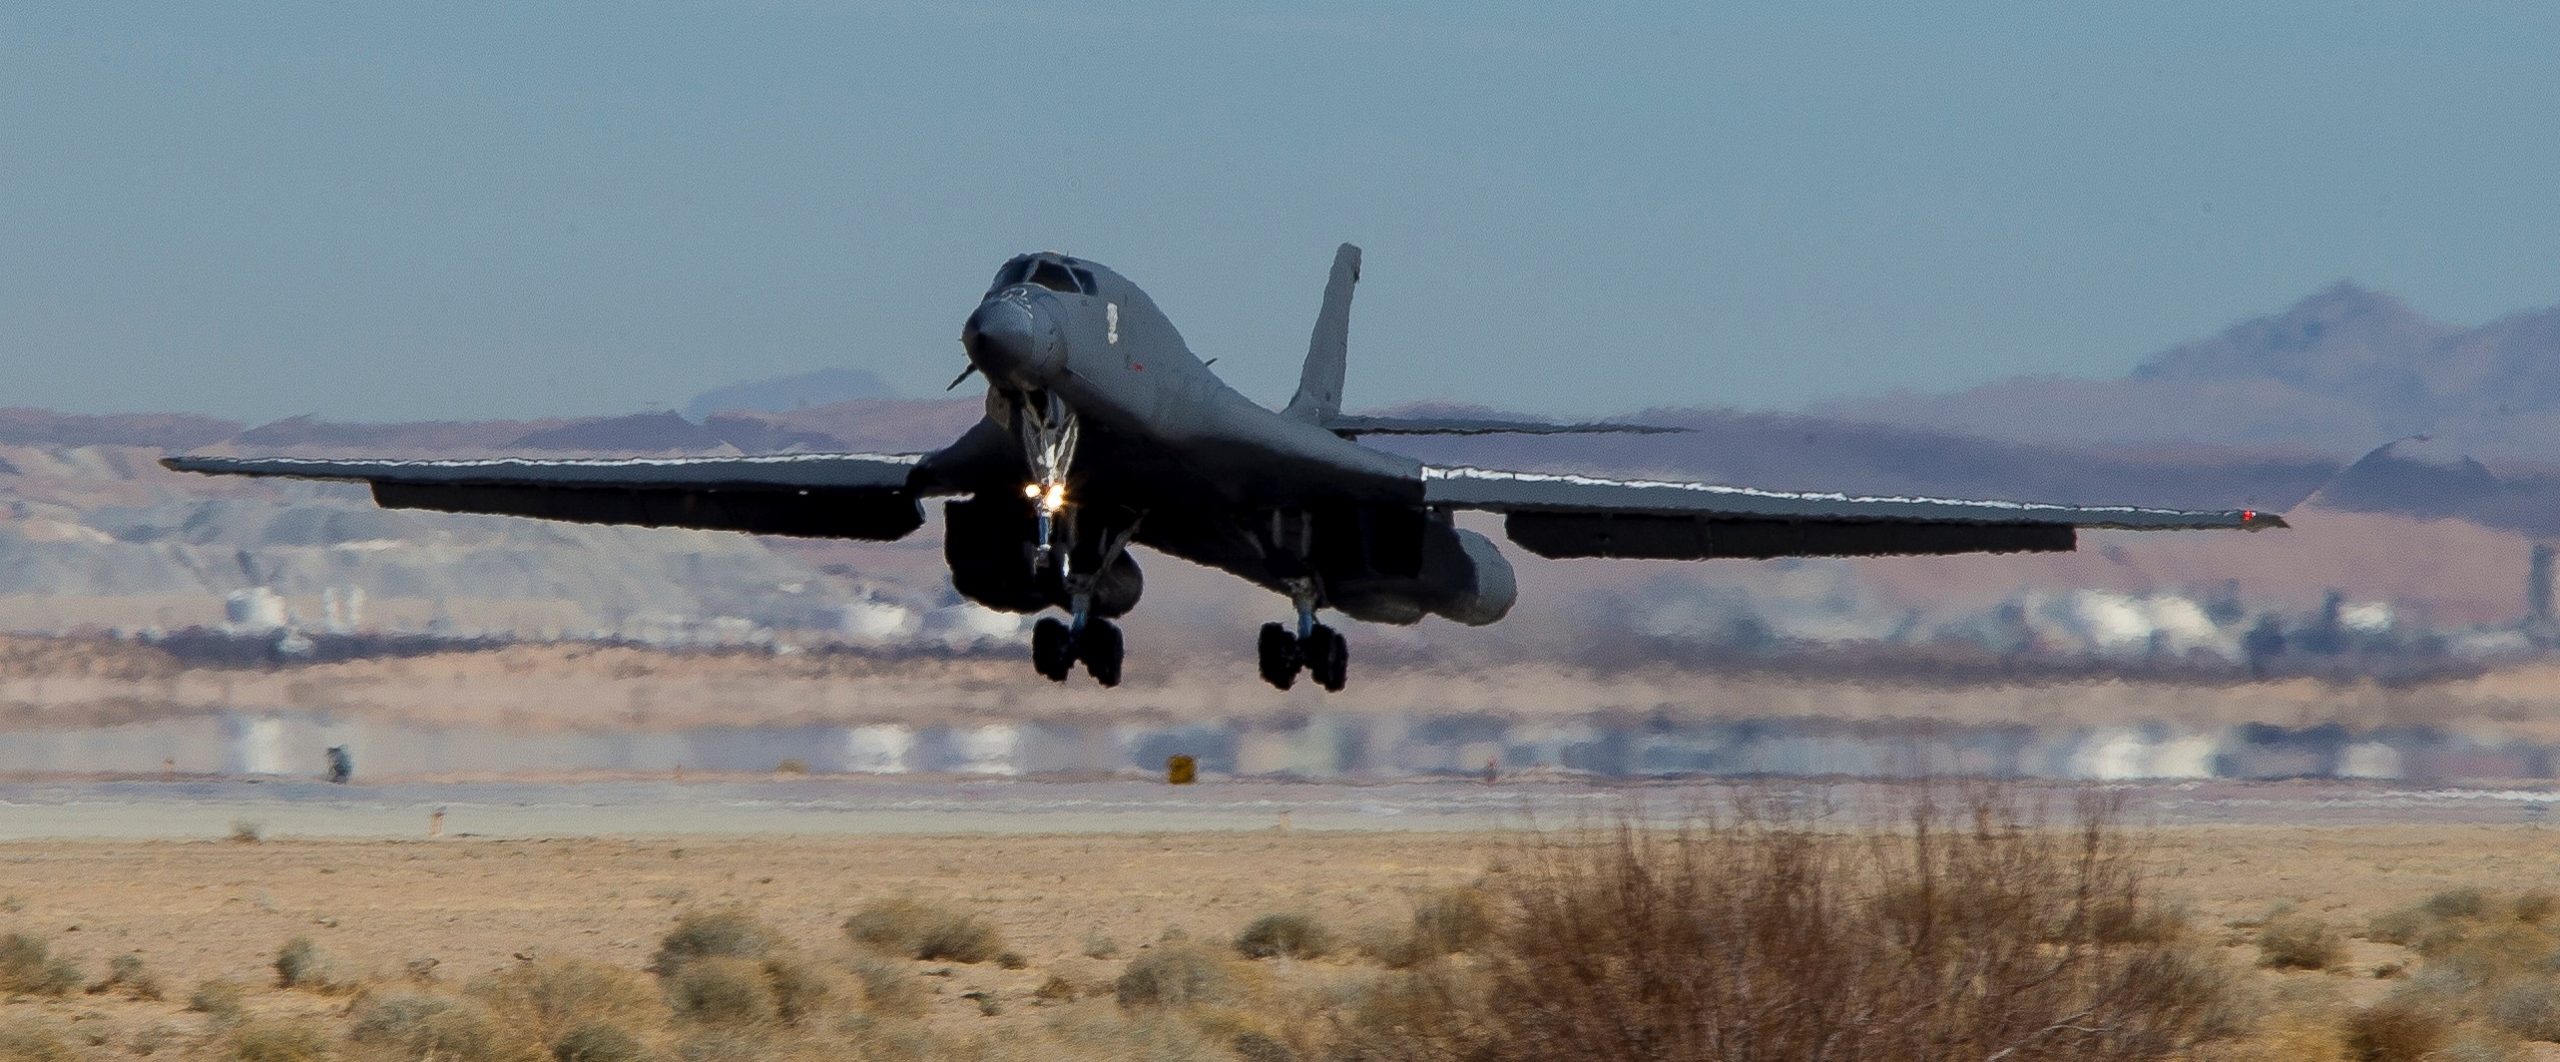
[160, 452, 934, 541]
[1421, 466, 2286, 560]
[1321, 414, 1685, 437]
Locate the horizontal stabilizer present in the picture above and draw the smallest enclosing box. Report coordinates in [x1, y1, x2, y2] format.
[1323, 415, 1687, 437]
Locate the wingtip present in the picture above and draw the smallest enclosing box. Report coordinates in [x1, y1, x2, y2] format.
[2241, 509, 2289, 530]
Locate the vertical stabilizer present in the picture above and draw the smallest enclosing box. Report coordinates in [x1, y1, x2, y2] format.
[1283, 243, 1360, 421]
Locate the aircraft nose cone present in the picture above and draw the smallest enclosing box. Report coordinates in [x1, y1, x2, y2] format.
[962, 298, 1058, 389]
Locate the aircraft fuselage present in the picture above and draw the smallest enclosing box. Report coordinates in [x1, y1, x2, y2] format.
[941, 253, 1516, 630]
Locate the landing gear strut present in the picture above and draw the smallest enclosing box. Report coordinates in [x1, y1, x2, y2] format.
[1018, 390, 1078, 564]
[1007, 391, 1137, 687]
[1255, 586, 1348, 693]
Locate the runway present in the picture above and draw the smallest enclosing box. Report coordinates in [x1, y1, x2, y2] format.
[2, 775, 2555, 840]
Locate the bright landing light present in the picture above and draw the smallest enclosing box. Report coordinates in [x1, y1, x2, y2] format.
[1025, 481, 1069, 514]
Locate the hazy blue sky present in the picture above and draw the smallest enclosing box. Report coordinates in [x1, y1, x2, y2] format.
[5, 3, 2558, 423]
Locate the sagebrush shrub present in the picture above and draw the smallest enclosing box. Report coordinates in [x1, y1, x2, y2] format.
[272, 936, 333, 989]
[189, 978, 248, 1023]
[226, 1020, 331, 1062]
[2346, 995, 2453, 1062]
[666, 957, 776, 1027]
[549, 1022, 646, 1062]
[469, 956, 663, 1045]
[650, 908, 778, 974]
[1235, 913, 1332, 960]
[1346, 788, 2233, 1061]
[90, 952, 163, 1000]
[348, 993, 503, 1060]
[843, 898, 1005, 963]
[1115, 942, 1239, 1008]
[0, 933, 78, 996]
[2257, 914, 2345, 970]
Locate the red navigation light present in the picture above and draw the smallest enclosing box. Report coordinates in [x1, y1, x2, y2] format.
[2242, 510, 2257, 522]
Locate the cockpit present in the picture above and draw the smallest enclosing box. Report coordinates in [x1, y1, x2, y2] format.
[988, 255, 1099, 297]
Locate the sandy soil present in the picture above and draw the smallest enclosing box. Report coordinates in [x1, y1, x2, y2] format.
[0, 823, 2552, 1054]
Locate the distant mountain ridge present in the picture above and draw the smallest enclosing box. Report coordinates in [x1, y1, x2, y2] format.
[681, 368, 895, 421]
[2130, 282, 2454, 413]
[1827, 282, 2560, 462]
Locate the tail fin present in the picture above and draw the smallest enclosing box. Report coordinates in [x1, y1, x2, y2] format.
[1283, 243, 1360, 421]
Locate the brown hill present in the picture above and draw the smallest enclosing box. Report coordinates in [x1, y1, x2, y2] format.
[1825, 283, 2560, 463]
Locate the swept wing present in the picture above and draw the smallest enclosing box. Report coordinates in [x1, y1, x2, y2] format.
[1321, 414, 1684, 437]
[1422, 465, 2284, 560]
[160, 452, 936, 540]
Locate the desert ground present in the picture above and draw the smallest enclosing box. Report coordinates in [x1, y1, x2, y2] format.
[0, 816, 2556, 1058]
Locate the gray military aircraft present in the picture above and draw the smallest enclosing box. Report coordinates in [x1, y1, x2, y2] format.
[165, 245, 2285, 691]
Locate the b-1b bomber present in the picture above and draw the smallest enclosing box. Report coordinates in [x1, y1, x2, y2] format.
[167, 245, 2284, 692]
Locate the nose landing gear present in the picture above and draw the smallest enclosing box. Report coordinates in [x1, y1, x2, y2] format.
[1006, 389, 1136, 688]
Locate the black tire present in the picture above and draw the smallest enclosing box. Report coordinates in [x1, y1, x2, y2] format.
[1303, 623, 1337, 680]
[1083, 620, 1124, 687]
[1032, 617, 1074, 682]
[1257, 622, 1299, 690]
[1319, 629, 1348, 692]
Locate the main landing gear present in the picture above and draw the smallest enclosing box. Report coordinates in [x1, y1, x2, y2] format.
[1256, 586, 1348, 693]
[1033, 614, 1123, 687]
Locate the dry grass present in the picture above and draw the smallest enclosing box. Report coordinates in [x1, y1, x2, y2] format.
[1234, 913, 1332, 960]
[1352, 787, 2241, 1061]
[2344, 995, 2456, 1062]
[2244, 885, 2560, 1060]
[271, 935, 345, 991]
[17, 794, 2518, 1060]
[224, 1019, 331, 1062]
[345, 992, 505, 1061]
[842, 953, 929, 1018]
[1115, 942, 1244, 1008]
[0, 1020, 73, 1062]
[467, 955, 665, 1052]
[88, 951, 164, 1000]
[189, 977, 249, 1024]
[1359, 887, 1499, 969]
[843, 897, 1006, 963]
[550, 1022, 647, 1062]
[2255, 913, 2346, 970]
[650, 907, 780, 973]
[666, 956, 779, 1028]
[0, 931, 80, 996]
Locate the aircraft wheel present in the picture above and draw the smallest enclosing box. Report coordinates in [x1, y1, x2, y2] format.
[1303, 623, 1348, 693]
[1316, 628, 1348, 693]
[1082, 619, 1124, 688]
[1032, 617, 1075, 682]
[1256, 622, 1300, 691]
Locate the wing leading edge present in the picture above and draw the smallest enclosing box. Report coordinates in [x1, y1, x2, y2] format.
[160, 452, 935, 541]
[1421, 466, 2285, 561]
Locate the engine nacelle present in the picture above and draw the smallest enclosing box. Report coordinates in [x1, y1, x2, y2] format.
[1081, 551, 1144, 618]
[1421, 527, 1516, 626]
[1328, 522, 1516, 627]
[944, 498, 1043, 613]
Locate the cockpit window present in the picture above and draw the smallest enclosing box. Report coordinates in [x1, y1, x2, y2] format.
[1027, 260, 1083, 294]
[989, 259, 1032, 293]
[1069, 267, 1097, 294]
